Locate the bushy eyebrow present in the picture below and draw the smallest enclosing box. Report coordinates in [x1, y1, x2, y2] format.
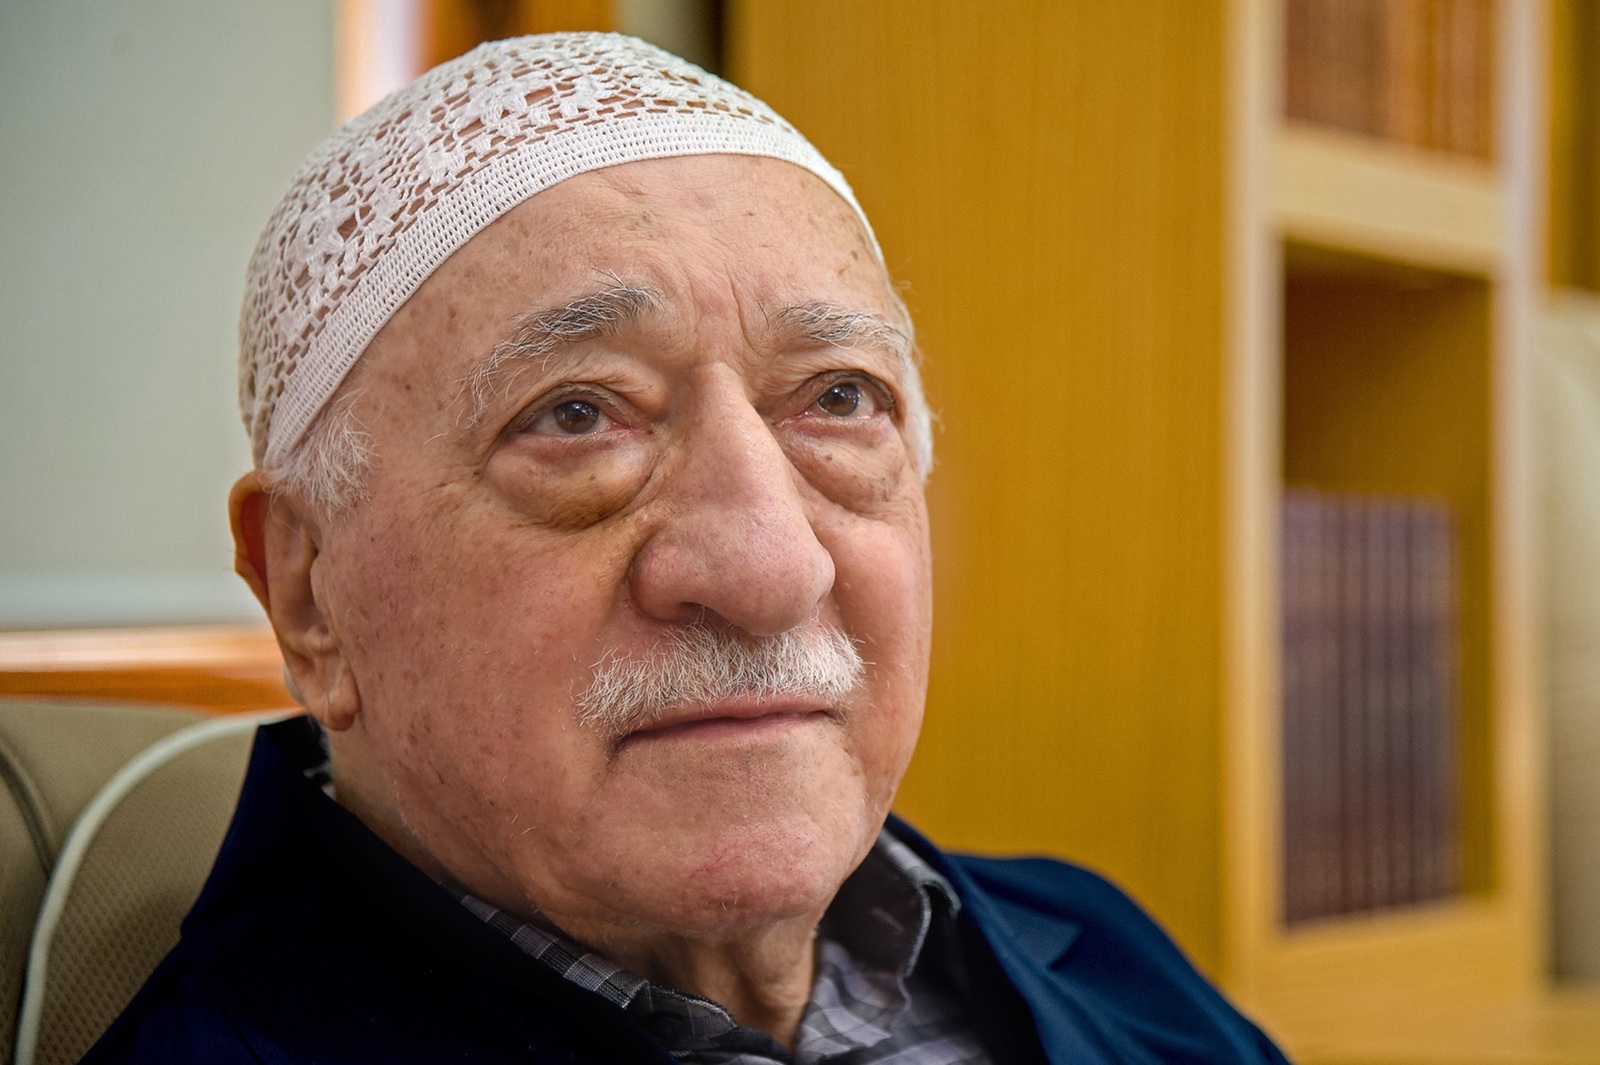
[457, 288, 910, 428]
[460, 282, 665, 426]
[768, 302, 911, 366]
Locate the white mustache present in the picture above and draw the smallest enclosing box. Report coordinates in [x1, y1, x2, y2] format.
[574, 624, 865, 733]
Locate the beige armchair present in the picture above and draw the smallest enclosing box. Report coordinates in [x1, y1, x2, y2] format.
[0, 699, 285, 1065]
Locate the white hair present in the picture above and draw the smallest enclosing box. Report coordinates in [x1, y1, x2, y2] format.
[258, 390, 373, 512]
[885, 287, 935, 478]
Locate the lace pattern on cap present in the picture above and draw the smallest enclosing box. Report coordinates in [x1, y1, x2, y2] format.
[240, 32, 874, 469]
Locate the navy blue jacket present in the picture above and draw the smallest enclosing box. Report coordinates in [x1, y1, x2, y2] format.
[83, 717, 1289, 1064]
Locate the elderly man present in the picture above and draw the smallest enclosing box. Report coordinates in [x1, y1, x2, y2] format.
[86, 33, 1288, 1065]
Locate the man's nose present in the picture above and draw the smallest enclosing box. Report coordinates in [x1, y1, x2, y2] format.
[629, 397, 835, 636]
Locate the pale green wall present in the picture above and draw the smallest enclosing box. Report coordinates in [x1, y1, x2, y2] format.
[0, 1, 334, 627]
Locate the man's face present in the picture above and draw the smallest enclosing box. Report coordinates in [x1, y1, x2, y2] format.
[311, 155, 932, 938]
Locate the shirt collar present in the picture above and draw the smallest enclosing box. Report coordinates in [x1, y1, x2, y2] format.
[819, 830, 960, 977]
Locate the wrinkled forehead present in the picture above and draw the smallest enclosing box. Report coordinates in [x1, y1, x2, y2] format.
[440, 155, 889, 302]
[238, 31, 879, 473]
[411, 154, 894, 340]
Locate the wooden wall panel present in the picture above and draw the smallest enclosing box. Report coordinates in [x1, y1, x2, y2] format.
[1547, 0, 1600, 290]
[729, 1, 1230, 967]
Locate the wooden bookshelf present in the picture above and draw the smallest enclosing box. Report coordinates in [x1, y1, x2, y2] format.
[730, 0, 1588, 1060]
[1230, 0, 1554, 1056]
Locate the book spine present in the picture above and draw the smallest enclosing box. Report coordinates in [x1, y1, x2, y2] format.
[1281, 490, 1310, 923]
[1391, 502, 1418, 907]
[1382, 0, 1432, 148]
[1434, 504, 1463, 898]
[1311, 491, 1341, 917]
[1362, 500, 1391, 910]
[1337, 496, 1367, 914]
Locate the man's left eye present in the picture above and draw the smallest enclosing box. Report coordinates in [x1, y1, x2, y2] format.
[814, 380, 884, 419]
[529, 399, 612, 436]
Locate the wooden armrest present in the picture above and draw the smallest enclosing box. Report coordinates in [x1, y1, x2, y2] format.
[0, 626, 292, 714]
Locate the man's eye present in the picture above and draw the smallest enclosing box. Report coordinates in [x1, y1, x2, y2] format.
[532, 399, 609, 436]
[816, 381, 865, 418]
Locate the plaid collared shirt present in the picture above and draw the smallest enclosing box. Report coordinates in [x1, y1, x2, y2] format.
[452, 832, 994, 1065]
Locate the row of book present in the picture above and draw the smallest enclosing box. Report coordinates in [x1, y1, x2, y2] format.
[1280, 490, 1461, 923]
[1284, 0, 1495, 160]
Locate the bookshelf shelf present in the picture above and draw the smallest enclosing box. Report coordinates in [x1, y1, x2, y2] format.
[1254, 896, 1543, 1038]
[1291, 991, 1600, 1065]
[1274, 125, 1502, 274]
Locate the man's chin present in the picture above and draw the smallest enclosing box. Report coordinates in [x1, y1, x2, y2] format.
[623, 850, 853, 937]
[545, 809, 879, 939]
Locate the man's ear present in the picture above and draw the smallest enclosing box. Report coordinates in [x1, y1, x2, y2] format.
[229, 473, 361, 731]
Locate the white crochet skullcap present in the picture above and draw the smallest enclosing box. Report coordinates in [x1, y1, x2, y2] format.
[240, 32, 876, 470]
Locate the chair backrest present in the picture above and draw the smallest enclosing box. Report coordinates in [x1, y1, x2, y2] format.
[0, 700, 285, 1065]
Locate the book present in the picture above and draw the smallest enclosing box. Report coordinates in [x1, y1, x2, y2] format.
[1283, 0, 1494, 160]
[1280, 490, 1463, 922]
